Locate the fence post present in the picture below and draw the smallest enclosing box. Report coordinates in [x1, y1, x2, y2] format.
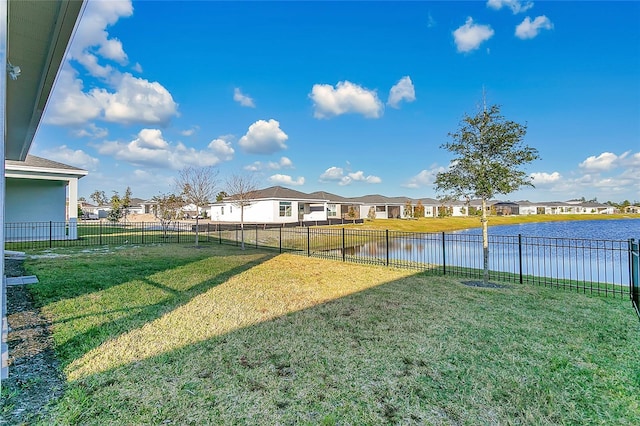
[99, 221, 102, 245]
[279, 226, 282, 253]
[518, 234, 523, 284]
[141, 222, 144, 244]
[442, 232, 446, 275]
[386, 229, 389, 266]
[256, 225, 258, 249]
[307, 226, 310, 257]
[342, 228, 345, 262]
[218, 224, 222, 245]
[49, 221, 52, 248]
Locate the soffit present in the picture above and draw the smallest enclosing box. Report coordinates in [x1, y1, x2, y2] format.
[5, 0, 84, 161]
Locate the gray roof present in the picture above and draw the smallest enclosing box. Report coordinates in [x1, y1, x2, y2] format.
[238, 186, 322, 201]
[5, 154, 87, 172]
[307, 190, 352, 203]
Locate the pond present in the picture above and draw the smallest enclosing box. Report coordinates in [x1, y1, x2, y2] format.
[341, 218, 640, 286]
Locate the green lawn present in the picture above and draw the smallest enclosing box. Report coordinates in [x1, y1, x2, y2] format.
[15, 244, 640, 424]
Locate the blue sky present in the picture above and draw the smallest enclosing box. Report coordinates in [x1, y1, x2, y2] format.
[33, 0, 640, 203]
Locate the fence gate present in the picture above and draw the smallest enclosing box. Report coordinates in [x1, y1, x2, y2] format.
[631, 239, 639, 319]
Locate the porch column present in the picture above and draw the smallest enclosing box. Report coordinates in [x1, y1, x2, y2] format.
[67, 177, 78, 239]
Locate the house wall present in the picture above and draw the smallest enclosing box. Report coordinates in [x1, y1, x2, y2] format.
[211, 199, 302, 224]
[519, 206, 538, 215]
[5, 178, 67, 240]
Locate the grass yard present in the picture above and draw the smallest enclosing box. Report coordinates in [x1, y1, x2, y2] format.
[14, 244, 640, 424]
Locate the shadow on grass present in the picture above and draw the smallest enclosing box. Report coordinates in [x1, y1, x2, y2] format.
[44, 266, 640, 425]
[25, 245, 277, 370]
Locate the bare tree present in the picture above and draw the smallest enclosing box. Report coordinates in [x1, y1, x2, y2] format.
[151, 193, 185, 239]
[176, 166, 219, 246]
[225, 173, 259, 250]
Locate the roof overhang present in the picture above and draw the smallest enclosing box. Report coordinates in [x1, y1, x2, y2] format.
[5, 0, 85, 161]
[5, 162, 87, 181]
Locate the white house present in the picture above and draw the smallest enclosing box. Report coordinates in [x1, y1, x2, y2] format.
[5, 155, 87, 240]
[211, 186, 331, 224]
[2, 0, 86, 382]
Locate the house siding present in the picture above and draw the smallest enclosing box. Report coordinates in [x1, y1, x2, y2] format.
[5, 178, 67, 240]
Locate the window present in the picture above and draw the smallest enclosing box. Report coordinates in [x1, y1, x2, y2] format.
[279, 201, 292, 217]
[327, 204, 337, 217]
[221, 206, 224, 215]
[230, 206, 233, 214]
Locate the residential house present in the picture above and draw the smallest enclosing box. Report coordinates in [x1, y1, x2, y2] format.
[210, 186, 331, 224]
[5, 156, 87, 240]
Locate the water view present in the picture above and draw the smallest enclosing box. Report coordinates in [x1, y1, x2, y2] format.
[454, 218, 640, 241]
[342, 219, 640, 287]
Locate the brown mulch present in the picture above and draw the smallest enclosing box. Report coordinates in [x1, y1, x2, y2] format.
[1, 258, 64, 425]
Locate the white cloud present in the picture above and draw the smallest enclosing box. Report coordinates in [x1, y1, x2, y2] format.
[530, 171, 561, 184]
[207, 137, 235, 161]
[72, 123, 109, 139]
[181, 126, 199, 137]
[47, 70, 178, 127]
[45, 68, 103, 125]
[93, 73, 178, 125]
[319, 166, 381, 186]
[402, 166, 446, 188]
[388, 76, 416, 108]
[46, 0, 179, 128]
[244, 157, 293, 172]
[234, 88, 256, 108]
[68, 0, 133, 76]
[40, 145, 99, 171]
[238, 119, 289, 154]
[515, 16, 553, 39]
[95, 129, 234, 169]
[269, 174, 305, 186]
[453, 17, 495, 53]
[309, 81, 383, 119]
[579, 152, 619, 172]
[486, 0, 534, 14]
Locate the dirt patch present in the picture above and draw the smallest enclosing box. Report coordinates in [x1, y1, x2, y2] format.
[1, 259, 63, 425]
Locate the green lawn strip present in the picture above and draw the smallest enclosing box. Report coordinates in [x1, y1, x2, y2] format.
[342, 214, 637, 233]
[22, 246, 640, 425]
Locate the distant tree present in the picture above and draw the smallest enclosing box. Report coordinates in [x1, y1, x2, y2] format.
[151, 193, 185, 239]
[121, 186, 133, 222]
[78, 196, 86, 202]
[435, 101, 539, 284]
[347, 206, 357, 219]
[177, 166, 219, 246]
[414, 201, 425, 218]
[404, 200, 413, 218]
[90, 190, 108, 206]
[216, 191, 228, 202]
[367, 206, 376, 220]
[108, 191, 124, 223]
[225, 173, 258, 250]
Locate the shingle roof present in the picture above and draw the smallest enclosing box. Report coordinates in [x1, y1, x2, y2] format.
[243, 186, 321, 201]
[5, 154, 87, 172]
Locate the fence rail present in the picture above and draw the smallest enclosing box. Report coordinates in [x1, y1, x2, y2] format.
[5, 221, 637, 302]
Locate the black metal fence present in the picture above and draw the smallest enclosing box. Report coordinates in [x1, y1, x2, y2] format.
[5, 221, 636, 301]
[631, 239, 639, 316]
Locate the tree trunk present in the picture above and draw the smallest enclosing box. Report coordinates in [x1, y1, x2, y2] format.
[240, 204, 245, 250]
[481, 198, 489, 284]
[195, 214, 199, 247]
